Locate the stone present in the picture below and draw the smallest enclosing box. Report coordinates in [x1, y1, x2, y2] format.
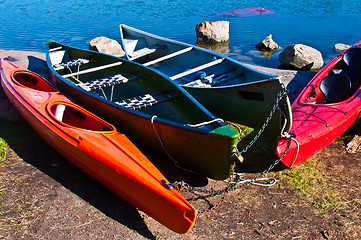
[89, 36, 125, 57]
[195, 21, 229, 42]
[256, 34, 280, 51]
[334, 43, 351, 52]
[278, 44, 323, 70]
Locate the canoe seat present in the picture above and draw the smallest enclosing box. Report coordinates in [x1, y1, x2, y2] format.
[129, 44, 166, 61]
[77, 74, 140, 91]
[183, 74, 214, 87]
[320, 74, 351, 103]
[124, 37, 166, 61]
[53, 58, 90, 71]
[115, 91, 175, 110]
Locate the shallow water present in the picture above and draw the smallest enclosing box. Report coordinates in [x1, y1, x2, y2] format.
[0, 0, 360, 68]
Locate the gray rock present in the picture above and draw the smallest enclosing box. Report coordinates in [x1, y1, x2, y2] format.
[279, 44, 323, 70]
[196, 21, 229, 42]
[256, 34, 280, 51]
[89, 36, 125, 57]
[333, 43, 351, 52]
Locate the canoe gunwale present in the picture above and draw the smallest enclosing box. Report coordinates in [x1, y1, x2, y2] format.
[119, 24, 278, 80]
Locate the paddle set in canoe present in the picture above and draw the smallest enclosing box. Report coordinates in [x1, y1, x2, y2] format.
[276, 41, 361, 167]
[46, 41, 241, 180]
[119, 24, 292, 135]
[0, 58, 197, 234]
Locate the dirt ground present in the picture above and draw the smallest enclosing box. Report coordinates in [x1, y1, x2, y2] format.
[0, 50, 360, 239]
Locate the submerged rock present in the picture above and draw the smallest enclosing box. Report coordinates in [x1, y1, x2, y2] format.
[195, 21, 229, 42]
[89, 36, 125, 57]
[279, 44, 323, 70]
[334, 43, 351, 52]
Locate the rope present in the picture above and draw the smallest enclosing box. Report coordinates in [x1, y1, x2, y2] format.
[224, 172, 278, 186]
[289, 137, 300, 167]
[187, 118, 224, 128]
[151, 115, 200, 174]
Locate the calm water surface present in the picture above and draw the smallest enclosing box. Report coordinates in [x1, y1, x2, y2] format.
[0, 0, 360, 68]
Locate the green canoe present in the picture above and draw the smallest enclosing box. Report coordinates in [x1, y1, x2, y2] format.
[46, 41, 240, 180]
[119, 24, 292, 134]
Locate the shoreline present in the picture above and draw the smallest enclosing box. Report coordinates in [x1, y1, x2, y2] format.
[0, 48, 316, 102]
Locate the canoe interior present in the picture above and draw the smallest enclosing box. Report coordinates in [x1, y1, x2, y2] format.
[48, 42, 221, 130]
[47, 42, 241, 180]
[120, 25, 292, 133]
[120, 25, 276, 86]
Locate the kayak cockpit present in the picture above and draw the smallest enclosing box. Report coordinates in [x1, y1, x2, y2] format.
[12, 71, 57, 92]
[305, 46, 361, 105]
[48, 103, 115, 132]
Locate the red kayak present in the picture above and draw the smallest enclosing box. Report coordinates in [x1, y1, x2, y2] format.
[276, 41, 361, 167]
[0, 58, 197, 233]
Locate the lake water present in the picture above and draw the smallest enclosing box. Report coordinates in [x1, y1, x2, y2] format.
[0, 0, 360, 68]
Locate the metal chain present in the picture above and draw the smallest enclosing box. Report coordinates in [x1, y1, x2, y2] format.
[170, 85, 291, 195]
[171, 136, 293, 195]
[239, 86, 288, 155]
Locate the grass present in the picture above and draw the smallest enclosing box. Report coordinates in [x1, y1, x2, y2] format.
[0, 137, 10, 239]
[272, 155, 343, 211]
[0, 138, 9, 167]
[0, 120, 35, 240]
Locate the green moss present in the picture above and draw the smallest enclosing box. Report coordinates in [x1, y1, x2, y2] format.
[226, 122, 254, 140]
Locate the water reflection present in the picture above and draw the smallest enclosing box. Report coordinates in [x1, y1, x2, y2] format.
[257, 49, 277, 59]
[196, 41, 230, 55]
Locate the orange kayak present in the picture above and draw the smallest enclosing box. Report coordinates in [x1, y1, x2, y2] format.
[0, 58, 197, 234]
